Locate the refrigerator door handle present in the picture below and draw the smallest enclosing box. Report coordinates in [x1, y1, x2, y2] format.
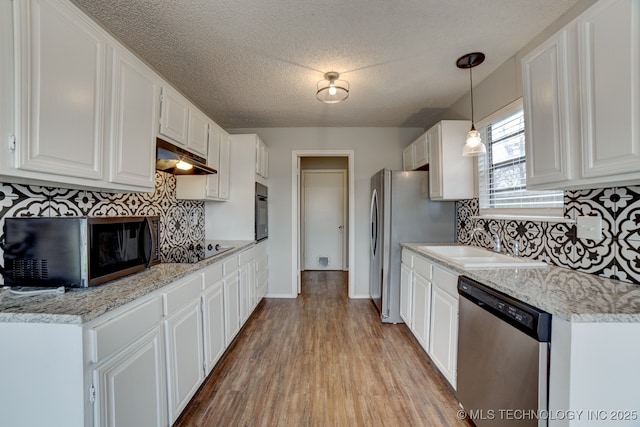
[369, 189, 378, 257]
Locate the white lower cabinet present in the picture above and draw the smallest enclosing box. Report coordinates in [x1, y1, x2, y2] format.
[223, 256, 241, 346]
[429, 267, 459, 389]
[401, 248, 459, 390]
[164, 300, 204, 423]
[239, 247, 256, 323]
[399, 263, 413, 326]
[255, 240, 269, 301]
[202, 263, 225, 374]
[92, 326, 167, 427]
[412, 273, 432, 351]
[88, 295, 167, 427]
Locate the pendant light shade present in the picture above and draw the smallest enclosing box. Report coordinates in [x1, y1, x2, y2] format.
[457, 52, 486, 156]
[317, 72, 349, 104]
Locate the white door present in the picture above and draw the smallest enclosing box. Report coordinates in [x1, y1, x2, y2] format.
[302, 170, 346, 270]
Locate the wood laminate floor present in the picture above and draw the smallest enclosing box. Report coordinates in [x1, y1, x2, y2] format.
[174, 271, 470, 426]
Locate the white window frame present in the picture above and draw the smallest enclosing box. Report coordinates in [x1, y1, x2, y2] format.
[476, 99, 564, 219]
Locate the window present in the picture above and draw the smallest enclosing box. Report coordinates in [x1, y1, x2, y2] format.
[477, 100, 563, 216]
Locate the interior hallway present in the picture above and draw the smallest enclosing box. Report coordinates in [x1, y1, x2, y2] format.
[175, 271, 470, 426]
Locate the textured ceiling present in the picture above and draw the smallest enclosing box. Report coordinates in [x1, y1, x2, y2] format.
[71, 0, 579, 129]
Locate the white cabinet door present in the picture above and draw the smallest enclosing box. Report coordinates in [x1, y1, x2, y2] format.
[202, 279, 225, 374]
[108, 46, 159, 190]
[522, 27, 573, 187]
[159, 86, 189, 147]
[205, 125, 230, 200]
[223, 271, 240, 346]
[577, 0, 640, 179]
[429, 266, 459, 390]
[187, 108, 209, 157]
[429, 285, 458, 389]
[411, 273, 431, 352]
[206, 124, 221, 199]
[255, 136, 269, 179]
[92, 327, 167, 427]
[428, 121, 474, 200]
[255, 241, 268, 301]
[239, 248, 256, 322]
[164, 300, 204, 423]
[400, 263, 413, 326]
[414, 134, 429, 169]
[218, 130, 231, 199]
[402, 144, 415, 171]
[427, 125, 443, 198]
[14, 0, 106, 180]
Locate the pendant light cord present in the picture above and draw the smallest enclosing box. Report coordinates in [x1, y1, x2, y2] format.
[469, 65, 476, 131]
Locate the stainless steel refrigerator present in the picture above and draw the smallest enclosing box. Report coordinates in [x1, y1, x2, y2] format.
[369, 169, 456, 323]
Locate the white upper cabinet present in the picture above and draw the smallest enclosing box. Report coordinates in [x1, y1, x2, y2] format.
[577, 0, 640, 180]
[187, 107, 209, 157]
[175, 122, 230, 201]
[256, 136, 269, 179]
[107, 46, 159, 190]
[522, 27, 573, 187]
[523, 0, 640, 190]
[402, 144, 415, 171]
[403, 132, 429, 171]
[159, 86, 190, 147]
[12, 0, 106, 180]
[3, 0, 162, 192]
[428, 120, 473, 200]
[159, 85, 208, 158]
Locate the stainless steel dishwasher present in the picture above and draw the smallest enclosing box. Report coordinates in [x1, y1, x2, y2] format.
[456, 276, 552, 427]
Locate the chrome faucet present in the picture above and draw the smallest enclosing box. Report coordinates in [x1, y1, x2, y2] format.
[472, 226, 501, 253]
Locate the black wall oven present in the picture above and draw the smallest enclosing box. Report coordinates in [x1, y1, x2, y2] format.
[255, 182, 268, 242]
[2, 216, 160, 287]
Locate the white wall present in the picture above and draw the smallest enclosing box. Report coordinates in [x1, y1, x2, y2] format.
[229, 127, 423, 298]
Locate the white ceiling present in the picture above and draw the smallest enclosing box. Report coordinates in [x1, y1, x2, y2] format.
[71, 0, 579, 129]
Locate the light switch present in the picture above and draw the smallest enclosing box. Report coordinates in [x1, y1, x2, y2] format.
[576, 215, 602, 240]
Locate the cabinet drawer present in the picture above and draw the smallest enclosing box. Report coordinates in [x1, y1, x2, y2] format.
[223, 255, 239, 275]
[90, 296, 163, 363]
[401, 250, 413, 267]
[163, 274, 203, 316]
[238, 247, 255, 265]
[203, 262, 223, 289]
[413, 256, 432, 280]
[432, 266, 458, 298]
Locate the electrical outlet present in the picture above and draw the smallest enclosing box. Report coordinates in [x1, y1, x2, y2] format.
[576, 215, 602, 240]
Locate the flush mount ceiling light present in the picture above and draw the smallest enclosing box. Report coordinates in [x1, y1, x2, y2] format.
[316, 72, 349, 104]
[457, 52, 486, 156]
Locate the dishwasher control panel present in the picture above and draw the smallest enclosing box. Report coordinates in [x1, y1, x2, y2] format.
[458, 276, 551, 342]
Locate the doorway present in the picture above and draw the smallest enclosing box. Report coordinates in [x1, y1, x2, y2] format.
[301, 168, 347, 271]
[291, 150, 355, 298]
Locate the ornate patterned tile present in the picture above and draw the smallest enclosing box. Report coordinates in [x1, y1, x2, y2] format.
[617, 238, 640, 284]
[564, 187, 616, 240]
[615, 186, 640, 243]
[504, 220, 545, 259]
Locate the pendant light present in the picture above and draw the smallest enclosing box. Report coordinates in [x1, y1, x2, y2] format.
[316, 72, 349, 104]
[457, 52, 486, 156]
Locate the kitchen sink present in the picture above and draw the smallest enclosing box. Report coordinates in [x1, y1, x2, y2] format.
[418, 245, 547, 268]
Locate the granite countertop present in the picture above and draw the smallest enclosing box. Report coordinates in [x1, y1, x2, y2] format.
[402, 243, 640, 323]
[0, 240, 255, 325]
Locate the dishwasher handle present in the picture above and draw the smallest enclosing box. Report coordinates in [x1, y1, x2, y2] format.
[458, 276, 551, 342]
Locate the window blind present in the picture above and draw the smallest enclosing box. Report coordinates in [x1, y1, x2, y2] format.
[477, 103, 563, 211]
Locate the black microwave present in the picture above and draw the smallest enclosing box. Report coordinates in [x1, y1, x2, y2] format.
[1, 216, 160, 288]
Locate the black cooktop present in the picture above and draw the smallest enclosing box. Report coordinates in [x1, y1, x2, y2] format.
[161, 241, 234, 263]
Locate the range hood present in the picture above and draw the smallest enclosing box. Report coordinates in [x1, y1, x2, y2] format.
[156, 138, 217, 175]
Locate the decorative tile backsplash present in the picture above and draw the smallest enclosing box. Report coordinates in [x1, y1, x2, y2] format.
[0, 172, 205, 273]
[457, 186, 640, 285]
